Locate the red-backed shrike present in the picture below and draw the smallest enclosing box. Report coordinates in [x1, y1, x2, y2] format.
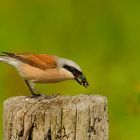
[0, 52, 89, 97]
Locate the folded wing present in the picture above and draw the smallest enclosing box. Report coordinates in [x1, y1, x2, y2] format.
[1, 52, 57, 70]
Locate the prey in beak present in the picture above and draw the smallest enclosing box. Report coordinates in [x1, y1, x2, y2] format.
[63, 64, 89, 87]
[75, 74, 89, 87]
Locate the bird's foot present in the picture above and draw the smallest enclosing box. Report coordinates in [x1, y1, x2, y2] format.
[45, 93, 60, 99]
[30, 93, 60, 99]
[31, 93, 46, 98]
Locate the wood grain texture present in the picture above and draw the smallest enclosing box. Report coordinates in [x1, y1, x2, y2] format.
[3, 95, 108, 140]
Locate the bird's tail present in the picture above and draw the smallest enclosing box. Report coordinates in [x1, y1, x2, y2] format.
[0, 55, 9, 63]
[0, 55, 20, 67]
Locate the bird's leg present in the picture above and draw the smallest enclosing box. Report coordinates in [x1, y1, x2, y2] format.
[24, 80, 44, 97]
[24, 80, 58, 99]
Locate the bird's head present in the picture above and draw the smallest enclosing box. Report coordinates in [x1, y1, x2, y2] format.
[58, 58, 89, 87]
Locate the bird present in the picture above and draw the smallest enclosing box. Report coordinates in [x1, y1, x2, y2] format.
[0, 52, 89, 98]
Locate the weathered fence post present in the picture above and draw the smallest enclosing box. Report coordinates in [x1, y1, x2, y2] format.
[3, 94, 108, 140]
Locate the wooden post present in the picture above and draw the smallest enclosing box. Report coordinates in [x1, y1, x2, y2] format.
[3, 94, 108, 140]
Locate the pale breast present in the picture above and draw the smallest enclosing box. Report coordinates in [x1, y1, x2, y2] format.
[18, 64, 74, 83]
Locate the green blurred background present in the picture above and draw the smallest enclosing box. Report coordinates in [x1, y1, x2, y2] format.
[0, 0, 140, 139]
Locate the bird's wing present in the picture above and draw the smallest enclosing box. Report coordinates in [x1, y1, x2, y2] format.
[1, 52, 57, 70]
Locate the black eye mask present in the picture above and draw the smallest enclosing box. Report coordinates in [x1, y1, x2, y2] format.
[63, 65, 82, 76]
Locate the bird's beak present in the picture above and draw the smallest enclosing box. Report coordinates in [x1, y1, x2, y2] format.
[75, 74, 89, 87]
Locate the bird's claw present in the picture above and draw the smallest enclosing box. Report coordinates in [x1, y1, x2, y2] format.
[30, 93, 60, 99]
[45, 93, 60, 99]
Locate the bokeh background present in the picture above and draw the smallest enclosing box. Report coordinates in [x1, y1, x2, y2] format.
[0, 0, 140, 139]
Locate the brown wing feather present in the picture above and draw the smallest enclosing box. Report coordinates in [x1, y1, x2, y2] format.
[2, 52, 57, 70]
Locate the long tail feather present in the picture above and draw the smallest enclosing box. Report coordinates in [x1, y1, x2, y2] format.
[0, 56, 20, 67]
[0, 56, 8, 62]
